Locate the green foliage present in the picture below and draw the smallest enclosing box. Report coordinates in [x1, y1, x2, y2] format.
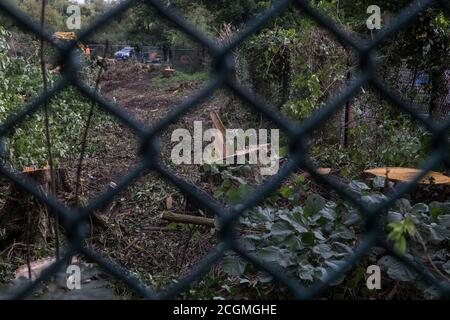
[206, 0, 262, 26]
[223, 197, 354, 285]
[203, 163, 255, 204]
[241, 13, 346, 118]
[242, 27, 297, 104]
[129, 1, 217, 46]
[387, 215, 416, 253]
[0, 26, 98, 168]
[2, 0, 66, 31]
[311, 107, 431, 178]
[220, 181, 450, 298]
[340, 1, 449, 115]
[153, 70, 208, 89]
[380, 199, 450, 295]
[168, 3, 216, 45]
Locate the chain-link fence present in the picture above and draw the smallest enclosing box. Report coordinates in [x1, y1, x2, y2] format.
[0, 0, 449, 300]
[390, 67, 450, 117]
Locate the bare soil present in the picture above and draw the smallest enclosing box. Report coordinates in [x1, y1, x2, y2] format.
[76, 62, 221, 291]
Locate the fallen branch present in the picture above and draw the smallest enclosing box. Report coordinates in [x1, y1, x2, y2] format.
[161, 212, 214, 227]
[142, 226, 183, 232]
[416, 230, 450, 282]
[160, 212, 267, 234]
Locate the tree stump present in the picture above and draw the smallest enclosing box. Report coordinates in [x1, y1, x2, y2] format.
[0, 168, 71, 249]
[161, 66, 175, 78]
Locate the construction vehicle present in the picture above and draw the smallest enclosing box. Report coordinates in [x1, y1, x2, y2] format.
[51, 32, 89, 72]
[52, 32, 86, 51]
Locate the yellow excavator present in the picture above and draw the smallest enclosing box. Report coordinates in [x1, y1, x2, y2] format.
[52, 32, 86, 51]
[51, 32, 89, 72]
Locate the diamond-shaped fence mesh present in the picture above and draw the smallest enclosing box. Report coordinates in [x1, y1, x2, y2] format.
[0, 0, 449, 299]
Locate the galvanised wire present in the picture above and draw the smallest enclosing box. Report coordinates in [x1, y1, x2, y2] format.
[0, 0, 448, 300]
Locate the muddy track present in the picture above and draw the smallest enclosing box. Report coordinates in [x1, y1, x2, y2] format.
[72, 62, 217, 291]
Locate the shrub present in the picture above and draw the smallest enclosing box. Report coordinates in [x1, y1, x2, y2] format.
[0, 27, 98, 168]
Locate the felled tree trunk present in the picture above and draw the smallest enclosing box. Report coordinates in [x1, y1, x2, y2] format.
[0, 168, 71, 248]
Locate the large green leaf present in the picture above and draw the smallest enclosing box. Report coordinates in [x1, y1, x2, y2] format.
[285, 235, 304, 251]
[257, 246, 292, 268]
[343, 209, 362, 226]
[427, 223, 450, 243]
[301, 232, 315, 246]
[226, 183, 254, 204]
[250, 207, 273, 223]
[221, 255, 247, 277]
[349, 181, 370, 193]
[270, 221, 293, 238]
[257, 246, 280, 263]
[304, 194, 326, 216]
[318, 204, 337, 221]
[312, 243, 334, 259]
[279, 213, 308, 234]
[297, 264, 315, 282]
[378, 256, 417, 282]
[330, 226, 356, 240]
[332, 242, 353, 255]
[387, 211, 403, 222]
[411, 203, 429, 215]
[313, 230, 326, 241]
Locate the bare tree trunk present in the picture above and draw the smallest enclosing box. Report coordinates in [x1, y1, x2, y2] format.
[0, 168, 71, 248]
[343, 54, 353, 148]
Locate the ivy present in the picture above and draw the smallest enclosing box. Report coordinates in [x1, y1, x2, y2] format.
[220, 181, 450, 298]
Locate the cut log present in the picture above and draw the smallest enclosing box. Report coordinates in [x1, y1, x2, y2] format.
[210, 111, 227, 137]
[221, 143, 271, 162]
[20, 167, 72, 191]
[161, 211, 214, 227]
[302, 168, 332, 177]
[210, 111, 231, 157]
[0, 168, 71, 248]
[364, 167, 450, 185]
[160, 212, 267, 234]
[209, 111, 273, 162]
[161, 66, 175, 77]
